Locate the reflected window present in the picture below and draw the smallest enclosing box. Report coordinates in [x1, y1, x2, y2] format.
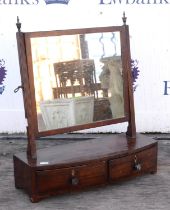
[31, 35, 81, 105]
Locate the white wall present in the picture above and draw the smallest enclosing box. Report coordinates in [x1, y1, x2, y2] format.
[0, 1, 170, 133]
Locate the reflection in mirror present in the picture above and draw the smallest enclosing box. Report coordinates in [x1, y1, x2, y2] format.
[30, 32, 125, 131]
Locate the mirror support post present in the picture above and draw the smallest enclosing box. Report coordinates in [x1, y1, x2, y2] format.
[16, 30, 37, 160]
[122, 12, 136, 139]
[124, 24, 136, 139]
[27, 127, 37, 160]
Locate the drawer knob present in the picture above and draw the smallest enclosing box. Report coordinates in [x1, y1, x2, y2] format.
[70, 177, 79, 186]
[134, 163, 142, 171]
[133, 155, 142, 171]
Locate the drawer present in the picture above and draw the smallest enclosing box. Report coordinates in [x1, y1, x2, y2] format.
[36, 161, 107, 193]
[109, 145, 157, 182]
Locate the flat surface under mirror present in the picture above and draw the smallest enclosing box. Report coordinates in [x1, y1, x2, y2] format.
[30, 31, 125, 132]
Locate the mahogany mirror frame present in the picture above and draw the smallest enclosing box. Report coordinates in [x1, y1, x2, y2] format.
[16, 14, 136, 159]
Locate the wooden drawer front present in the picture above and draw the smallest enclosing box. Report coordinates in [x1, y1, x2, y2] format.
[109, 145, 157, 182]
[36, 161, 107, 193]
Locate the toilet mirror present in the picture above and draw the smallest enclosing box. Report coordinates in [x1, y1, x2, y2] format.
[19, 25, 132, 137]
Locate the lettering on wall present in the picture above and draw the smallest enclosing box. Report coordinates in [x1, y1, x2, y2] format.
[0, 0, 39, 4]
[0, 59, 7, 95]
[0, 0, 170, 5]
[99, 0, 170, 4]
[163, 81, 170, 95]
[0, 0, 70, 5]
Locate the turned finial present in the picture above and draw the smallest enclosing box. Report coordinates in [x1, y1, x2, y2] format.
[122, 12, 127, 25]
[16, 16, 21, 32]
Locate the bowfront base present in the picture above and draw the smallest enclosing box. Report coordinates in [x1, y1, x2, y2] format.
[13, 134, 157, 202]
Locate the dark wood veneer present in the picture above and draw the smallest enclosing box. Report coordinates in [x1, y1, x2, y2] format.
[13, 14, 158, 202]
[14, 134, 157, 202]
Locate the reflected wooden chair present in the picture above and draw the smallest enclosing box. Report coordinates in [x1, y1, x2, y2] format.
[53, 59, 99, 99]
[53, 59, 112, 121]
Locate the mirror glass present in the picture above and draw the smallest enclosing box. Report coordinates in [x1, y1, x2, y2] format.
[30, 32, 125, 131]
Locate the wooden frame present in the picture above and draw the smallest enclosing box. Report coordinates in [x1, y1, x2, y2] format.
[16, 20, 135, 159]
